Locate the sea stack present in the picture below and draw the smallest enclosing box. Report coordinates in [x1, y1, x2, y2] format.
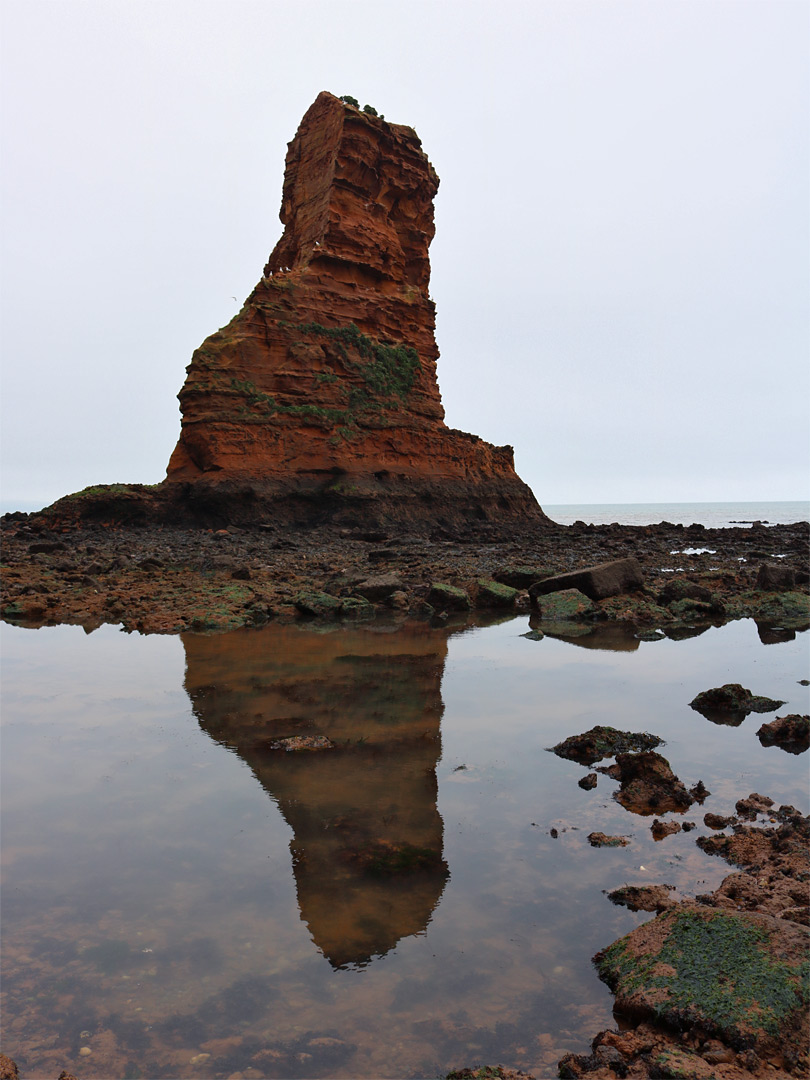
[166, 91, 549, 533]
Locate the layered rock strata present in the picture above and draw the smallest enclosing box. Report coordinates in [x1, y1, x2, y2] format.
[166, 91, 548, 532]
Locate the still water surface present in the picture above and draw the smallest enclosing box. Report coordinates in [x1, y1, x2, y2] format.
[2, 617, 808, 1079]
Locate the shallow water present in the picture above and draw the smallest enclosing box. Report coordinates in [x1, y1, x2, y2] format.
[1, 617, 808, 1079]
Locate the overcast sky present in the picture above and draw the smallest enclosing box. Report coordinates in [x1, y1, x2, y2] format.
[1, 0, 807, 512]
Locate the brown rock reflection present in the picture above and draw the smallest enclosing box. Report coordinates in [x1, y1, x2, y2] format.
[182, 622, 450, 969]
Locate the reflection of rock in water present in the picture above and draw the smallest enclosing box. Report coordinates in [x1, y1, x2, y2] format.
[527, 617, 641, 652]
[182, 623, 450, 968]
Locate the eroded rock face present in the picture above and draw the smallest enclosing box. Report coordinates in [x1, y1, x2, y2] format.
[166, 92, 548, 533]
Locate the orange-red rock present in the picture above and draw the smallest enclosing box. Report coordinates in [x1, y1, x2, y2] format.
[166, 91, 548, 532]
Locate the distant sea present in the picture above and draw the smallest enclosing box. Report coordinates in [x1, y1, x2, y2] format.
[1, 497, 807, 529]
[543, 501, 809, 528]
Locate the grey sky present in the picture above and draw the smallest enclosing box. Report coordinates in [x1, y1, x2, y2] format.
[1, 0, 807, 510]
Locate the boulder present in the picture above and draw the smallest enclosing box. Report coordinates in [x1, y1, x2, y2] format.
[353, 573, 403, 601]
[533, 588, 599, 621]
[529, 557, 643, 603]
[756, 562, 796, 590]
[427, 582, 471, 611]
[657, 578, 713, 605]
[476, 579, 519, 608]
[293, 590, 342, 617]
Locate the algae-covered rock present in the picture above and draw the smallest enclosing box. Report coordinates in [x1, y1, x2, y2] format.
[668, 597, 725, 620]
[476, 579, 519, 609]
[534, 588, 599, 621]
[595, 906, 809, 1061]
[725, 589, 810, 629]
[550, 725, 664, 766]
[293, 590, 343, 617]
[339, 596, 375, 620]
[427, 582, 471, 611]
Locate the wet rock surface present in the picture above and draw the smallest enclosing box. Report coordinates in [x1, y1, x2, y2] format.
[612, 751, 695, 815]
[607, 884, 676, 913]
[550, 725, 664, 766]
[690, 684, 787, 725]
[1, 516, 807, 637]
[588, 833, 630, 848]
[528, 557, 644, 601]
[756, 714, 810, 755]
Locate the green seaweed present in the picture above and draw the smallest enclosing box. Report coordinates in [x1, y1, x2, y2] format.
[294, 322, 420, 400]
[597, 911, 808, 1038]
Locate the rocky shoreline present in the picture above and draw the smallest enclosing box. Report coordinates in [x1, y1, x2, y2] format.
[1, 512, 808, 638]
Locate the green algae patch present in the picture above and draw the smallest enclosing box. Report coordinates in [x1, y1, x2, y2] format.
[596, 908, 809, 1046]
[293, 590, 343, 618]
[339, 596, 374, 621]
[188, 582, 255, 632]
[427, 582, 471, 611]
[599, 593, 672, 625]
[536, 588, 599, 621]
[476, 579, 518, 608]
[550, 724, 664, 766]
[725, 589, 810, 629]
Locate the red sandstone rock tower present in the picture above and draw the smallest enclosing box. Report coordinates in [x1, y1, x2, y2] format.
[166, 91, 549, 532]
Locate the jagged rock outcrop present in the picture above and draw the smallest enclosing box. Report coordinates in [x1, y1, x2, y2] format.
[165, 91, 549, 533]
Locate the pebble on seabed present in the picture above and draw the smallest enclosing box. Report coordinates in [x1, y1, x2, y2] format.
[79, 1047, 92, 1057]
